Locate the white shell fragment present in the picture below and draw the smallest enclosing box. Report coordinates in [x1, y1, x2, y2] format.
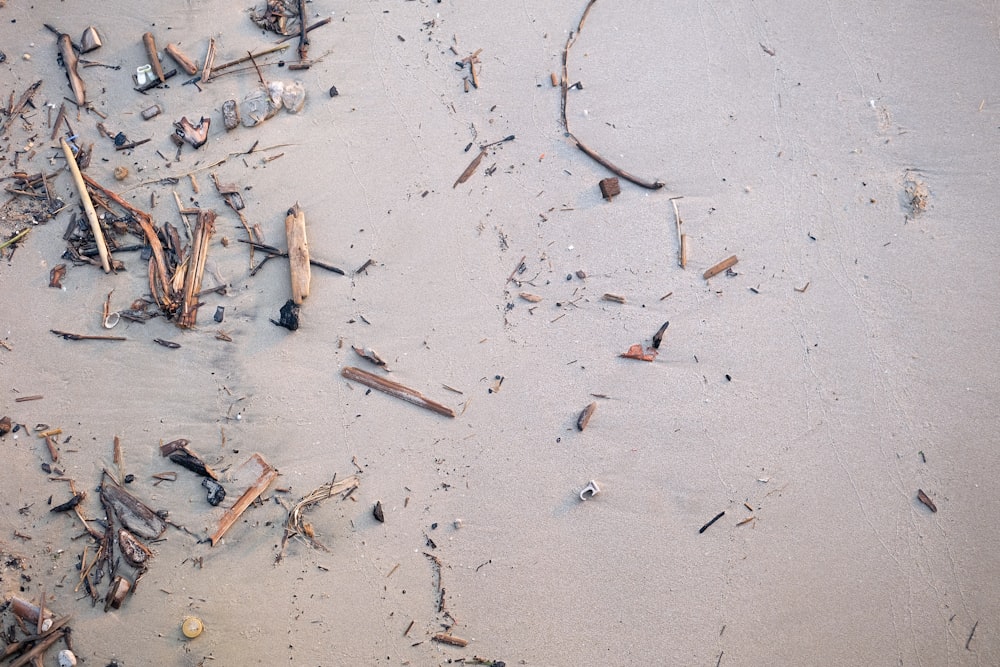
[58, 650, 78, 667]
[281, 81, 306, 113]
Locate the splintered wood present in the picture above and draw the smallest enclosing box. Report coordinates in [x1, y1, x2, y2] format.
[285, 203, 311, 304]
[210, 453, 278, 546]
[178, 210, 216, 328]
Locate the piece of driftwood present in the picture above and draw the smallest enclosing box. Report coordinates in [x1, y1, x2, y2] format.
[432, 633, 469, 648]
[210, 453, 278, 546]
[703, 255, 738, 280]
[277, 17, 332, 43]
[277, 475, 360, 562]
[99, 478, 166, 539]
[58, 34, 86, 106]
[6, 624, 71, 667]
[178, 210, 216, 328]
[576, 402, 597, 431]
[201, 38, 217, 83]
[285, 203, 310, 304]
[454, 149, 486, 188]
[169, 450, 219, 480]
[142, 32, 165, 83]
[165, 43, 199, 75]
[341, 366, 456, 418]
[60, 138, 111, 272]
[599, 177, 620, 200]
[561, 1, 664, 190]
[297, 0, 310, 61]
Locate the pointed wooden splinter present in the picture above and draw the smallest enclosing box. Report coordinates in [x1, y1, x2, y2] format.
[210, 453, 278, 546]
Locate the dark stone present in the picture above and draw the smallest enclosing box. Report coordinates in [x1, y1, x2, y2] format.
[202, 478, 226, 506]
[328, 85, 339, 97]
[272, 299, 300, 330]
[373, 500, 385, 523]
[113, 132, 128, 147]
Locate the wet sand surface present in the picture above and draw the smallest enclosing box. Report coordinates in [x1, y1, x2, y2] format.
[1, 1, 999, 665]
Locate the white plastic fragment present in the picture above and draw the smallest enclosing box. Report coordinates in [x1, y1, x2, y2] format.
[579, 480, 600, 501]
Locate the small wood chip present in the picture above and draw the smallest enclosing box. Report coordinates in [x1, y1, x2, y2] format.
[599, 177, 621, 201]
[602, 293, 626, 304]
[917, 489, 937, 513]
[576, 402, 597, 431]
[519, 292, 543, 302]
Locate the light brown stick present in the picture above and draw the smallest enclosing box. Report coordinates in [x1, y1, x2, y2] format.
[432, 633, 468, 648]
[341, 366, 456, 418]
[703, 255, 738, 280]
[143, 32, 165, 82]
[453, 149, 486, 188]
[210, 453, 277, 545]
[201, 38, 217, 83]
[285, 203, 310, 304]
[165, 43, 199, 75]
[58, 35, 86, 106]
[60, 138, 110, 272]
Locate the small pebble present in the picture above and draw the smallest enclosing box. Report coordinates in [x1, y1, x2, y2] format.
[23, 53, 31, 61]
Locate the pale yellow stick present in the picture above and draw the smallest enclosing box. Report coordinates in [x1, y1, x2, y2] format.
[60, 138, 110, 273]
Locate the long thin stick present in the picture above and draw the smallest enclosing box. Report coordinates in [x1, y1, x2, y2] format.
[60, 138, 110, 272]
[200, 38, 216, 84]
[341, 366, 456, 418]
[561, 0, 664, 190]
[210, 44, 289, 77]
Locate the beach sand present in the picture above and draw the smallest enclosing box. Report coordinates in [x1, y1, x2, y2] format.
[1, 1, 998, 664]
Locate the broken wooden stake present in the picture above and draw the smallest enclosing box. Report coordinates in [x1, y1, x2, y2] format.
[142, 32, 166, 83]
[210, 453, 278, 545]
[285, 203, 310, 304]
[703, 255, 738, 280]
[178, 210, 216, 328]
[58, 34, 86, 106]
[165, 43, 199, 75]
